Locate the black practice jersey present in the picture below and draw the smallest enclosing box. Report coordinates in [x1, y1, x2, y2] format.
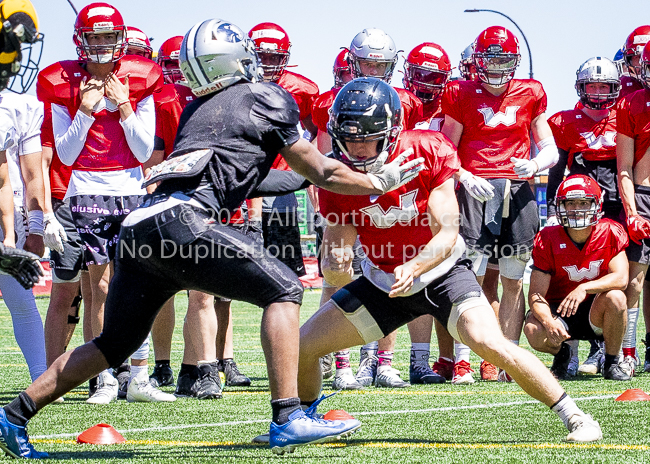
[157, 81, 300, 213]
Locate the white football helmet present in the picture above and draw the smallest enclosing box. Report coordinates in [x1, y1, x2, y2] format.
[180, 19, 261, 97]
[575, 57, 620, 109]
[348, 28, 398, 83]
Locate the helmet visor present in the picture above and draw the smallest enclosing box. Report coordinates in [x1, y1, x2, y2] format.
[475, 54, 519, 72]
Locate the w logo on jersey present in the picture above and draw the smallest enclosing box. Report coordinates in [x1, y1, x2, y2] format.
[562, 259, 604, 282]
[580, 131, 616, 149]
[478, 106, 520, 127]
[360, 190, 419, 229]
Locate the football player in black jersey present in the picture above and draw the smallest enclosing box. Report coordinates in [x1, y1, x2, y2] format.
[0, 19, 424, 457]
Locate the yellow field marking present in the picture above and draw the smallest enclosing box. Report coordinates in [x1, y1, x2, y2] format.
[31, 438, 649, 452]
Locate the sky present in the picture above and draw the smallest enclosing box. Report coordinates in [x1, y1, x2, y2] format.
[31, 0, 650, 117]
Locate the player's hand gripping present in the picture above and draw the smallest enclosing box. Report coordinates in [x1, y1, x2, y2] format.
[366, 148, 425, 194]
[79, 76, 105, 116]
[104, 73, 130, 107]
[458, 171, 495, 202]
[545, 317, 571, 347]
[43, 213, 68, 254]
[0, 243, 44, 290]
[558, 285, 587, 318]
[511, 157, 538, 179]
[627, 214, 650, 245]
[390, 263, 415, 298]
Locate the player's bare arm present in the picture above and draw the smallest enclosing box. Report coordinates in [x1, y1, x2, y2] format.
[320, 222, 357, 288]
[529, 270, 570, 346]
[0, 151, 15, 247]
[390, 178, 458, 297]
[19, 151, 46, 257]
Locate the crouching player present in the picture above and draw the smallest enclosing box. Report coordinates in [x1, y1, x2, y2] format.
[524, 175, 630, 381]
[296, 78, 603, 444]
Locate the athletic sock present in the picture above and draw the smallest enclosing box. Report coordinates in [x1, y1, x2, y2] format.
[130, 365, 148, 382]
[550, 392, 582, 428]
[300, 399, 316, 409]
[377, 350, 393, 367]
[622, 307, 639, 359]
[454, 342, 471, 364]
[604, 354, 618, 371]
[155, 360, 170, 366]
[361, 341, 378, 358]
[3, 392, 37, 427]
[271, 397, 301, 425]
[410, 343, 430, 367]
[335, 350, 351, 370]
[179, 363, 198, 379]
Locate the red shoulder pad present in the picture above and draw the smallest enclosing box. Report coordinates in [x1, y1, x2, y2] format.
[115, 56, 163, 102]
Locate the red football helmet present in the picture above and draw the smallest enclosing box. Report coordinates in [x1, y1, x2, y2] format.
[157, 36, 184, 84]
[73, 2, 127, 63]
[333, 48, 351, 88]
[623, 25, 650, 78]
[402, 42, 451, 102]
[248, 22, 291, 82]
[640, 43, 650, 90]
[555, 175, 603, 229]
[125, 27, 152, 60]
[473, 26, 520, 86]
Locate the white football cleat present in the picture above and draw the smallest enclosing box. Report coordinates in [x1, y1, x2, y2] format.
[566, 413, 602, 443]
[126, 378, 177, 403]
[86, 371, 118, 405]
[332, 370, 363, 390]
[619, 355, 637, 378]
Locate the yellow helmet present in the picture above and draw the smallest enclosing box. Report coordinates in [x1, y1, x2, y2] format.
[0, 0, 43, 93]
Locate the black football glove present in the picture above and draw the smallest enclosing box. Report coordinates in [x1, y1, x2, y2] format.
[0, 243, 44, 290]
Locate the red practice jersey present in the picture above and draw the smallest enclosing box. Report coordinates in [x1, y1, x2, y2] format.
[442, 79, 547, 179]
[40, 107, 70, 201]
[532, 219, 628, 304]
[175, 83, 196, 109]
[277, 70, 319, 123]
[319, 130, 460, 273]
[415, 98, 444, 131]
[311, 88, 339, 133]
[617, 88, 650, 167]
[154, 83, 183, 159]
[36, 56, 163, 172]
[619, 75, 643, 100]
[548, 108, 617, 167]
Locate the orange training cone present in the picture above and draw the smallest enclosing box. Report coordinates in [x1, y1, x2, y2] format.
[323, 409, 356, 421]
[77, 423, 126, 444]
[615, 389, 650, 401]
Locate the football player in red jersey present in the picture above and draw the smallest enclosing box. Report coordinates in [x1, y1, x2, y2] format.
[620, 26, 650, 99]
[296, 78, 603, 444]
[36, 2, 166, 404]
[441, 26, 560, 383]
[525, 175, 630, 381]
[459, 44, 478, 82]
[546, 57, 621, 376]
[617, 41, 650, 375]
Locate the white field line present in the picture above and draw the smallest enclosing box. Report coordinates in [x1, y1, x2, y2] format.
[31, 394, 616, 440]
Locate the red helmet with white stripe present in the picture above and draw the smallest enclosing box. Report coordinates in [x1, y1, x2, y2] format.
[403, 42, 451, 102]
[73, 2, 126, 63]
[473, 26, 520, 87]
[556, 175, 603, 229]
[125, 27, 152, 60]
[623, 25, 650, 78]
[333, 48, 351, 88]
[248, 22, 291, 82]
[157, 35, 184, 84]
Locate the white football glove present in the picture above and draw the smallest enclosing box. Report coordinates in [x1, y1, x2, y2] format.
[43, 212, 68, 254]
[545, 215, 559, 227]
[511, 157, 538, 179]
[459, 172, 495, 202]
[366, 148, 425, 194]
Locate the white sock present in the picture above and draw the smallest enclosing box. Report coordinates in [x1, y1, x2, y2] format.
[130, 365, 149, 382]
[551, 393, 582, 428]
[622, 307, 639, 355]
[411, 343, 430, 366]
[454, 342, 471, 363]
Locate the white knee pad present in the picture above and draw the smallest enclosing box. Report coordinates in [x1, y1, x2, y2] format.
[467, 249, 488, 277]
[498, 251, 531, 280]
[447, 293, 492, 343]
[131, 336, 150, 361]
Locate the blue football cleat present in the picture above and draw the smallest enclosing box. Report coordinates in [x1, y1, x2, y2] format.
[269, 408, 361, 455]
[0, 409, 48, 459]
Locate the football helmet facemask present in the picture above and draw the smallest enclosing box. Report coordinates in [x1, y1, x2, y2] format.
[556, 175, 603, 229]
[403, 42, 451, 102]
[473, 26, 520, 87]
[0, 0, 43, 93]
[73, 2, 126, 64]
[575, 57, 620, 110]
[248, 22, 290, 82]
[328, 77, 402, 173]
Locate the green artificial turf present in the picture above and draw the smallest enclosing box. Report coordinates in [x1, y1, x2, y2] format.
[0, 290, 648, 463]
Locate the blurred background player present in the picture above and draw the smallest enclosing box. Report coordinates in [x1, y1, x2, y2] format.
[0, 0, 47, 385]
[525, 175, 630, 381]
[546, 57, 621, 376]
[442, 26, 559, 383]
